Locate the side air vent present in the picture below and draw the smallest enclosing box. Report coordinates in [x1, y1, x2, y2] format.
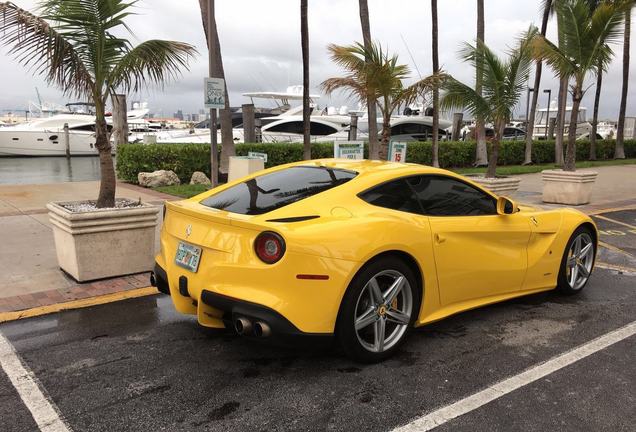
[266, 215, 320, 223]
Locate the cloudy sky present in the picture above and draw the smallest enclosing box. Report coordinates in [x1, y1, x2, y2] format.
[0, 0, 634, 120]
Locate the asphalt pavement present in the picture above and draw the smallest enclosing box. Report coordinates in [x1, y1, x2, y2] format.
[1, 265, 635, 432]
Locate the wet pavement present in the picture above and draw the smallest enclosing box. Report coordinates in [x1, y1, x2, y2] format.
[0, 156, 104, 184]
[1, 264, 635, 432]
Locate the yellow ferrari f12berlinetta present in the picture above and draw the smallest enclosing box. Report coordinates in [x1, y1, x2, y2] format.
[152, 159, 597, 362]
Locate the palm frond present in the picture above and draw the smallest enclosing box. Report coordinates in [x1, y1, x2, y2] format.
[320, 77, 367, 102]
[396, 72, 448, 109]
[109, 40, 197, 93]
[0, 1, 94, 98]
[440, 77, 491, 120]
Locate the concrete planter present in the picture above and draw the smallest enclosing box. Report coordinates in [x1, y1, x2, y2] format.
[228, 156, 264, 182]
[466, 175, 521, 196]
[47, 201, 159, 282]
[541, 169, 598, 205]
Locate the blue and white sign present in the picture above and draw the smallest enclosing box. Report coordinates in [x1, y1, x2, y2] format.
[334, 141, 364, 160]
[204, 77, 225, 109]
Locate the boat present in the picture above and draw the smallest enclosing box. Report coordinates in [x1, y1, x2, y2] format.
[532, 100, 591, 140]
[0, 103, 149, 156]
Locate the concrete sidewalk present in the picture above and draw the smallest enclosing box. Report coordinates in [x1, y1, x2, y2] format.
[0, 165, 635, 318]
[0, 181, 174, 315]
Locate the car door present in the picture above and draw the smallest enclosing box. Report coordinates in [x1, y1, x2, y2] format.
[407, 175, 532, 306]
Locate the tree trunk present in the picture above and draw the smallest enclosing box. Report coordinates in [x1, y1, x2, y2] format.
[379, 106, 391, 161]
[554, 76, 567, 166]
[616, 9, 630, 159]
[564, 84, 583, 172]
[301, 0, 311, 160]
[431, 0, 440, 168]
[112, 94, 128, 152]
[95, 100, 115, 208]
[359, 0, 379, 159]
[200, 0, 234, 178]
[590, 65, 603, 161]
[524, 1, 551, 165]
[486, 121, 503, 178]
[475, 0, 488, 166]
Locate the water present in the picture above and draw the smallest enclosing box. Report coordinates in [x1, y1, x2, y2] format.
[0, 156, 107, 184]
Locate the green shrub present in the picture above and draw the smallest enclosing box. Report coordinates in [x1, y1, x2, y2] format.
[116, 139, 636, 183]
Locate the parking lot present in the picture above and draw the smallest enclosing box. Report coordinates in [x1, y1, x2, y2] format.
[1, 209, 635, 432]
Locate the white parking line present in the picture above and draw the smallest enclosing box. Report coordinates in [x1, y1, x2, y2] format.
[0, 333, 71, 432]
[393, 320, 636, 432]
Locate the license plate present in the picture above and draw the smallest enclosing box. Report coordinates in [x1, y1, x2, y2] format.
[175, 242, 202, 272]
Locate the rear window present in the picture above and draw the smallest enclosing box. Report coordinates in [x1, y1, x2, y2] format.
[200, 166, 357, 215]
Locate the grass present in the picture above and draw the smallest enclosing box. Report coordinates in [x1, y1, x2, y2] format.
[153, 158, 636, 199]
[153, 184, 210, 198]
[454, 158, 636, 176]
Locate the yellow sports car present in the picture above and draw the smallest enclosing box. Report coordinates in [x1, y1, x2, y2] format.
[152, 159, 597, 362]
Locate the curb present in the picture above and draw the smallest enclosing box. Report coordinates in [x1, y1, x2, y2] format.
[0, 287, 158, 324]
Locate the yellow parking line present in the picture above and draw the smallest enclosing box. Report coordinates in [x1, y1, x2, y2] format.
[0, 287, 158, 324]
[599, 241, 635, 257]
[595, 262, 636, 274]
[593, 214, 636, 230]
[588, 205, 636, 216]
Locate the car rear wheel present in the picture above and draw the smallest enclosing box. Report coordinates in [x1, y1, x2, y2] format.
[337, 256, 420, 363]
[557, 227, 596, 295]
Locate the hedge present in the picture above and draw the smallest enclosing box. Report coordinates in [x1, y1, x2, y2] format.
[116, 139, 636, 183]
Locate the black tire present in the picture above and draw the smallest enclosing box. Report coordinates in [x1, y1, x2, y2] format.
[336, 255, 421, 363]
[556, 226, 596, 295]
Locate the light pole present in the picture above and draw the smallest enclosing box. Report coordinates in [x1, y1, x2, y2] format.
[543, 89, 552, 139]
[525, 87, 534, 129]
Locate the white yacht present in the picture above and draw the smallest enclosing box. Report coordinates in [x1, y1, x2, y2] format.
[0, 103, 149, 156]
[532, 100, 591, 140]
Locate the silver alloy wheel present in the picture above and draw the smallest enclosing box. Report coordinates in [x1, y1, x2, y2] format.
[566, 232, 594, 290]
[354, 269, 413, 353]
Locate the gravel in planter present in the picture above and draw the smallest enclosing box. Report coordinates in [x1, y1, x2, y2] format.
[60, 198, 143, 213]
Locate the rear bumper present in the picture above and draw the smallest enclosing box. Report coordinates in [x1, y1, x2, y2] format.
[200, 290, 333, 345]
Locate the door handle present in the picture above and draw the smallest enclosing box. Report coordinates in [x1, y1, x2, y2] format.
[435, 234, 446, 244]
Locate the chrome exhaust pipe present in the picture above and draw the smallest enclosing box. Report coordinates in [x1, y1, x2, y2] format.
[253, 321, 271, 337]
[234, 317, 252, 335]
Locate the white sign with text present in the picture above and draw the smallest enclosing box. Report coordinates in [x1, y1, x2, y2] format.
[334, 141, 364, 159]
[248, 151, 268, 163]
[204, 77, 226, 109]
[388, 141, 408, 163]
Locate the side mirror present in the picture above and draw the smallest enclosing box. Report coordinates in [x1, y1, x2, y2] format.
[497, 196, 518, 215]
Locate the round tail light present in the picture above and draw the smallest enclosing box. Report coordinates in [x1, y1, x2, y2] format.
[254, 231, 286, 264]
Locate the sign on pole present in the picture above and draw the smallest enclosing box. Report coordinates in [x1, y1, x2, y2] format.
[388, 141, 408, 163]
[248, 151, 268, 163]
[204, 77, 226, 109]
[334, 141, 364, 160]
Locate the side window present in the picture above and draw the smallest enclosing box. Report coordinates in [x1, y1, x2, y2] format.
[407, 175, 497, 216]
[359, 179, 421, 214]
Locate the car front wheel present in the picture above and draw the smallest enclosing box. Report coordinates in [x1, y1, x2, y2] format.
[337, 256, 420, 363]
[557, 227, 596, 294]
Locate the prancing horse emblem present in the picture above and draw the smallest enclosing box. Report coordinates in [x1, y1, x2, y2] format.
[185, 224, 192, 238]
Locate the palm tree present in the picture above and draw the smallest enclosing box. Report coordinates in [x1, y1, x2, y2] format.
[431, 0, 440, 168]
[358, 0, 380, 159]
[0, 0, 195, 208]
[616, 3, 632, 159]
[474, 0, 488, 166]
[441, 28, 537, 178]
[524, 0, 552, 165]
[321, 42, 441, 160]
[301, 0, 311, 160]
[533, 0, 624, 171]
[199, 0, 234, 179]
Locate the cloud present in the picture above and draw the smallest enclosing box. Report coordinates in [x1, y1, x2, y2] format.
[0, 0, 634, 121]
